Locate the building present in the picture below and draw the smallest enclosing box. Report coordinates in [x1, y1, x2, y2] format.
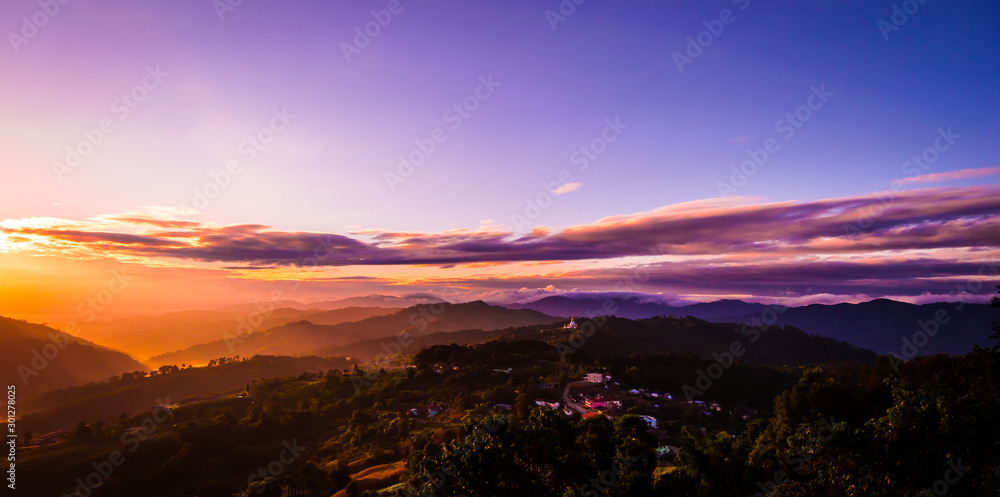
[583, 396, 620, 410]
[655, 445, 679, 459]
[409, 403, 448, 417]
[639, 415, 658, 428]
[563, 317, 578, 329]
[535, 400, 561, 410]
[585, 372, 605, 383]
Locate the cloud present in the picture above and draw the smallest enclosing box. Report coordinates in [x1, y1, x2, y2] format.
[896, 166, 1000, 185]
[389, 256, 1000, 301]
[554, 182, 582, 194]
[2, 186, 999, 286]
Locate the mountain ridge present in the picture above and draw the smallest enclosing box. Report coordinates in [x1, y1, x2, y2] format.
[506, 294, 998, 355]
[0, 316, 149, 399]
[146, 301, 561, 367]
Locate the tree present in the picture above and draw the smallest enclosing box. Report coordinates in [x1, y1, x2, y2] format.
[69, 421, 93, 440]
[158, 364, 179, 375]
[513, 391, 534, 421]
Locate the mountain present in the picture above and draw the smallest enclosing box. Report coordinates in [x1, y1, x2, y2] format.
[295, 294, 447, 311]
[553, 315, 878, 365]
[678, 299, 772, 320]
[509, 294, 773, 321]
[296, 306, 399, 325]
[324, 314, 877, 366]
[0, 316, 148, 398]
[505, 293, 770, 320]
[510, 294, 998, 356]
[148, 301, 561, 367]
[723, 299, 998, 356]
[19, 355, 355, 434]
[74, 306, 396, 360]
[507, 294, 669, 319]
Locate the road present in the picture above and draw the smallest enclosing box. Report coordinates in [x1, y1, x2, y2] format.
[562, 380, 590, 414]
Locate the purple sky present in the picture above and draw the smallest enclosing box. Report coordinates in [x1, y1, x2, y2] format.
[1, 0, 998, 318]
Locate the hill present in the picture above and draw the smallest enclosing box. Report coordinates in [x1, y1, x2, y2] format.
[543, 315, 877, 365]
[510, 294, 998, 355]
[74, 306, 396, 360]
[723, 299, 998, 355]
[298, 306, 399, 325]
[324, 315, 877, 367]
[507, 293, 668, 319]
[148, 301, 561, 367]
[18, 354, 356, 434]
[0, 316, 148, 398]
[215, 294, 448, 313]
[301, 293, 447, 310]
[507, 294, 772, 320]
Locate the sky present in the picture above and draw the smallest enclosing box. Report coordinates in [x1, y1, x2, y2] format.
[1, 0, 998, 322]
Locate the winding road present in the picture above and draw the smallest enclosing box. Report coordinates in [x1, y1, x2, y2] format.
[562, 380, 590, 414]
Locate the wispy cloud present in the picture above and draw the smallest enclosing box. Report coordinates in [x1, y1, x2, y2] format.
[554, 182, 582, 194]
[897, 166, 1000, 185]
[3, 186, 999, 269]
[2, 184, 999, 306]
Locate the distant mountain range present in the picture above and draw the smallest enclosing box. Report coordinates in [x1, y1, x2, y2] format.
[320, 314, 877, 367]
[217, 294, 447, 313]
[506, 294, 770, 321]
[506, 294, 999, 355]
[8, 294, 995, 401]
[724, 299, 998, 356]
[75, 306, 399, 360]
[148, 301, 561, 367]
[0, 316, 148, 397]
[72, 294, 449, 360]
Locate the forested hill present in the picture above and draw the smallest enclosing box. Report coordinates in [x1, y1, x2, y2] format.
[1, 316, 148, 398]
[323, 315, 878, 367]
[18, 355, 355, 434]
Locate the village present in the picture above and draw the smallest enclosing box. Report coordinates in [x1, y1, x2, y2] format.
[409, 361, 759, 466]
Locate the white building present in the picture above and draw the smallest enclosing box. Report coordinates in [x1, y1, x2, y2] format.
[585, 372, 605, 383]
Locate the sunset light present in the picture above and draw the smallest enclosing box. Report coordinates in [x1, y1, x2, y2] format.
[3, 1, 999, 496]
